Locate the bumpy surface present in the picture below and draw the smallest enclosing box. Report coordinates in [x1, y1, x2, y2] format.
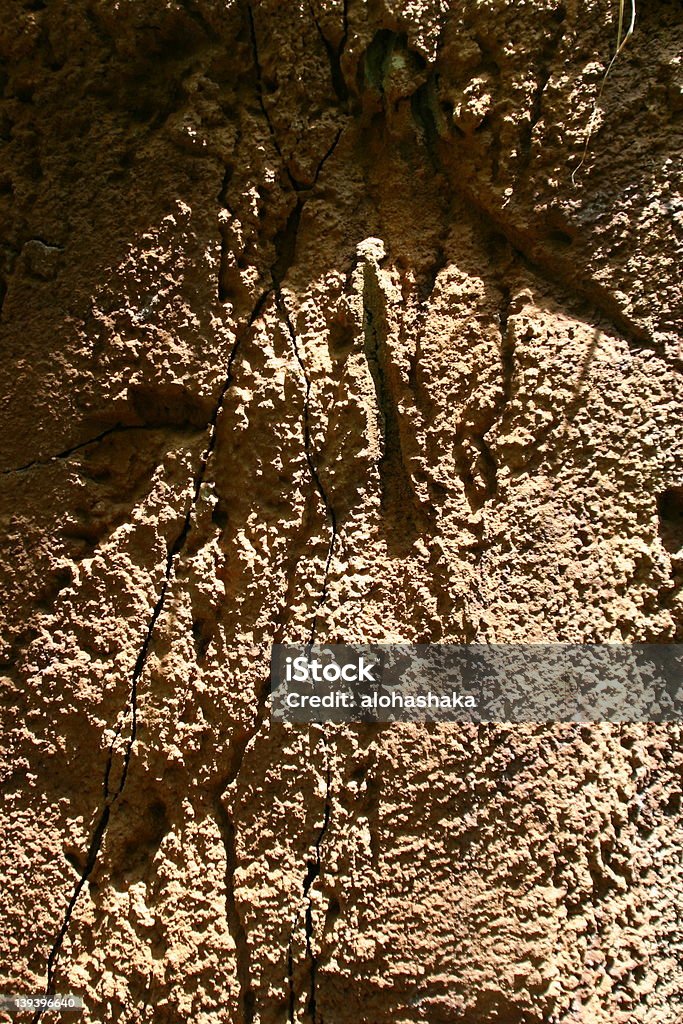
[1, 1, 682, 1021]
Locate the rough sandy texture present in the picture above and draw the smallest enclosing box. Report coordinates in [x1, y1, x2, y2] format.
[0, 0, 682, 1021]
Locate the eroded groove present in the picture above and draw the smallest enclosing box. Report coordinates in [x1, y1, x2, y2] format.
[273, 204, 303, 287]
[276, 291, 338, 644]
[362, 260, 424, 549]
[456, 179, 677, 368]
[340, 0, 349, 66]
[217, 162, 238, 304]
[407, 63, 679, 372]
[33, 291, 269, 1022]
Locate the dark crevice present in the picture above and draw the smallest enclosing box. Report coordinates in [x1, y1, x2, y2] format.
[411, 79, 441, 167]
[340, 0, 350, 81]
[217, 162, 242, 305]
[518, 9, 567, 169]
[267, 153, 338, 642]
[526, 64, 552, 141]
[292, 124, 344, 195]
[472, 32, 501, 78]
[332, 0, 351, 102]
[288, 942, 296, 1023]
[499, 284, 515, 406]
[244, 0, 302, 192]
[212, 189, 340, 1024]
[268, 181, 338, 1023]
[472, 435, 498, 499]
[302, 733, 332, 1022]
[364, 30, 425, 95]
[307, 0, 349, 102]
[419, 244, 447, 303]
[658, 486, 683, 638]
[180, 0, 216, 41]
[469, 36, 503, 181]
[63, 850, 85, 876]
[273, 204, 303, 288]
[453, 428, 482, 513]
[33, 288, 269, 1022]
[309, 127, 344, 189]
[1, 424, 160, 476]
[210, 61, 343, 1013]
[214, 797, 256, 1024]
[212, 670, 271, 1024]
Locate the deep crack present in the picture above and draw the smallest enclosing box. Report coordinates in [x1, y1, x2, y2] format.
[271, 234, 338, 1024]
[306, 0, 349, 103]
[244, 0, 301, 192]
[518, 7, 567, 170]
[288, 940, 296, 1023]
[215, 789, 257, 1024]
[302, 731, 332, 1023]
[309, 127, 344, 189]
[33, 290, 268, 1022]
[1, 424, 158, 476]
[211, 25, 343, 1017]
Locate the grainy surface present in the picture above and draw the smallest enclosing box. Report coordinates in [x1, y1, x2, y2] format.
[0, 1, 681, 1021]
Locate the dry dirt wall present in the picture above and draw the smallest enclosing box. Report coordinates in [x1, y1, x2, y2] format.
[0, 1, 682, 1022]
